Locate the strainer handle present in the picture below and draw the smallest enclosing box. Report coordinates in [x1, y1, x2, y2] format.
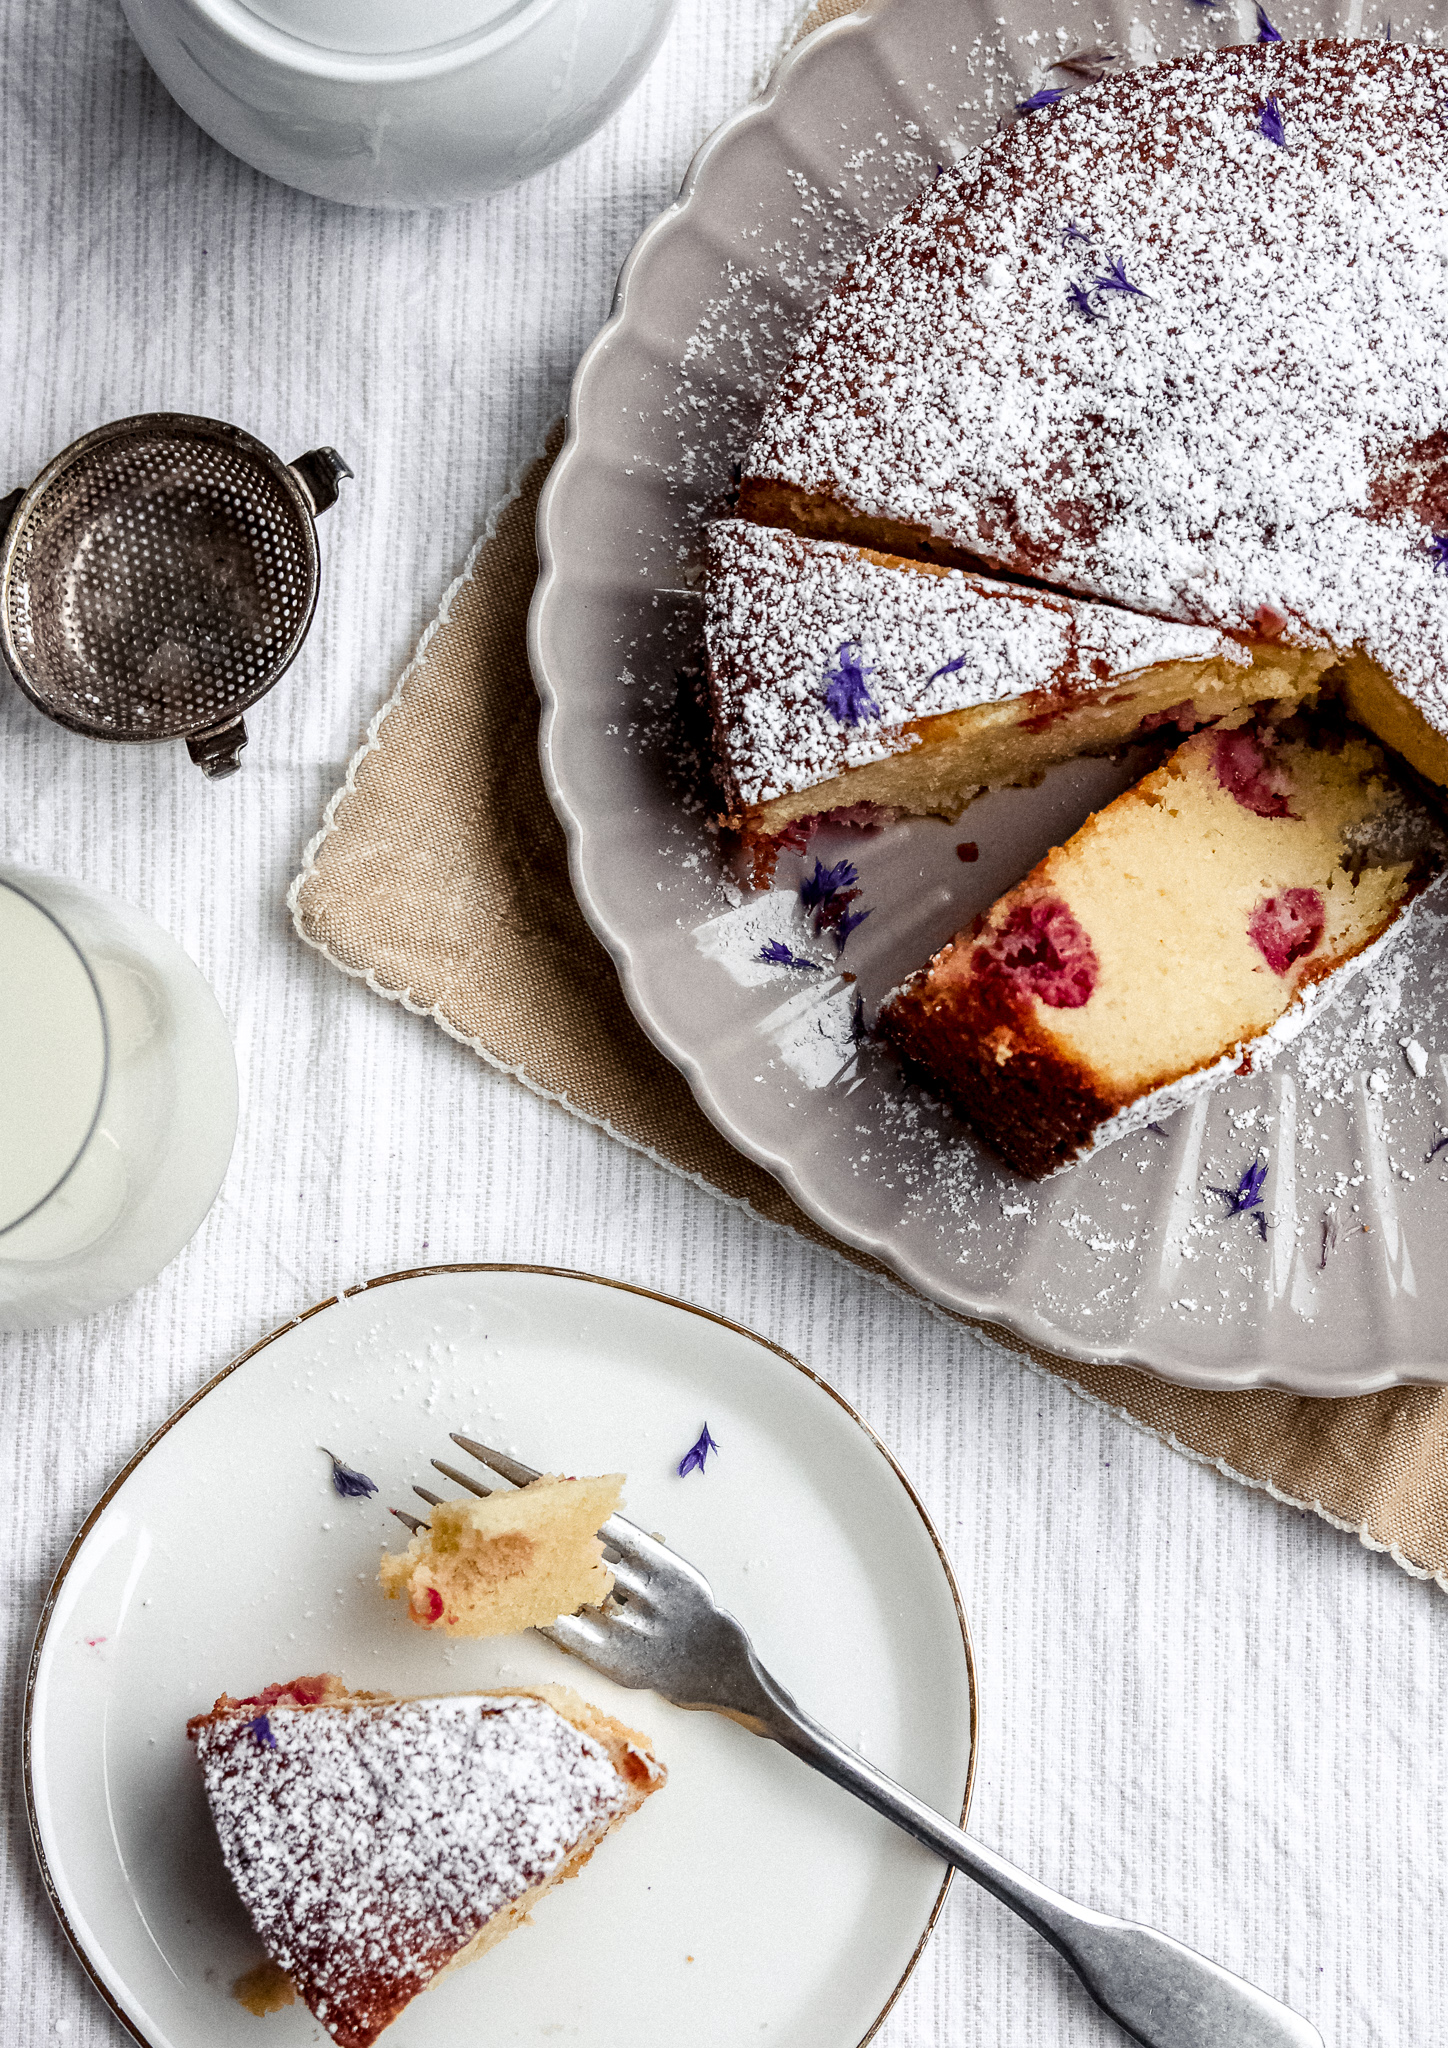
[0, 485, 24, 544]
[289, 448, 353, 517]
[187, 717, 248, 780]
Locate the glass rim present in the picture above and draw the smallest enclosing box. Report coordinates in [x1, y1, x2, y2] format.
[0, 872, 111, 1239]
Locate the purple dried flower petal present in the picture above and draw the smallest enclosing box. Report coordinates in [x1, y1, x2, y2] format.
[834, 906, 873, 954]
[1256, 4, 1283, 38]
[1061, 218, 1093, 243]
[850, 992, 869, 1045]
[1092, 256, 1149, 299]
[1016, 87, 1067, 113]
[758, 939, 821, 972]
[677, 1423, 720, 1477]
[1067, 281, 1102, 323]
[1430, 534, 1448, 573]
[813, 884, 859, 929]
[1209, 1157, 1268, 1216]
[800, 857, 859, 908]
[823, 642, 881, 727]
[321, 1448, 378, 1499]
[252, 1714, 277, 1750]
[1258, 94, 1286, 146]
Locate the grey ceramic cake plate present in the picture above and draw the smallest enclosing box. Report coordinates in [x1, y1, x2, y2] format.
[532, 0, 1448, 1394]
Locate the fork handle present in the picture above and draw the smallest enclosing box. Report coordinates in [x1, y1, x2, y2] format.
[756, 1684, 1321, 2048]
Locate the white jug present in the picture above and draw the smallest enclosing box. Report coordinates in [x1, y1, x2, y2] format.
[118, 0, 679, 208]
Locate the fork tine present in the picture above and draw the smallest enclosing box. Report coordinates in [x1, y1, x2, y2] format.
[450, 1433, 543, 1486]
[431, 1458, 493, 1499]
[597, 1515, 654, 1563]
[414, 1486, 444, 1507]
[542, 1611, 614, 1657]
[391, 1507, 428, 1533]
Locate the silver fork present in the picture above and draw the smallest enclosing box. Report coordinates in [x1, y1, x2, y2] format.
[398, 1435, 1322, 2048]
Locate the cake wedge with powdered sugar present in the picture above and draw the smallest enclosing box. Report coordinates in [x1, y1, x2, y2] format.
[878, 711, 1448, 1178]
[188, 1674, 664, 2048]
[705, 521, 1330, 880]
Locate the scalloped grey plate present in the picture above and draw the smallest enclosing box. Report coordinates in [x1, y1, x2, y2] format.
[531, 0, 1448, 1394]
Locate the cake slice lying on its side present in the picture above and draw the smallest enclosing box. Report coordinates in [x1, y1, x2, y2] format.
[877, 715, 1448, 1178]
[189, 1674, 664, 2048]
[705, 522, 1330, 882]
[379, 1471, 623, 1635]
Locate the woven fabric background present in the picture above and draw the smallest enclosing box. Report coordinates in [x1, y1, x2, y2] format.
[4, 5, 1446, 2047]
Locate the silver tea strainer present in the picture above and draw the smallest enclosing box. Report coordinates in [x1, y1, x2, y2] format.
[0, 414, 351, 778]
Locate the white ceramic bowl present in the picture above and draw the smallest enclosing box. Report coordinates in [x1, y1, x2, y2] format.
[118, 0, 679, 208]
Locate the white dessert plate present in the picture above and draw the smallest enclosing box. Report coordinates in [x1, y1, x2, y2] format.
[24, 1265, 975, 2048]
[532, 0, 1448, 1393]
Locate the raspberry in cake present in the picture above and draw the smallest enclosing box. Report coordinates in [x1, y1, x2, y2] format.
[877, 715, 1447, 1177]
[379, 1471, 623, 1635]
[740, 40, 1448, 796]
[706, 520, 1328, 880]
[188, 1676, 663, 2048]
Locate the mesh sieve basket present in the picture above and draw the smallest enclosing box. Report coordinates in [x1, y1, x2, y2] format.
[0, 414, 351, 778]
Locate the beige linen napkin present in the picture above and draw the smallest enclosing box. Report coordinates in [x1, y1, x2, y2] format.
[291, 417, 1448, 1589]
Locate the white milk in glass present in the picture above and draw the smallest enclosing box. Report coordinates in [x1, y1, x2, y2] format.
[0, 868, 238, 1332]
[0, 886, 109, 1241]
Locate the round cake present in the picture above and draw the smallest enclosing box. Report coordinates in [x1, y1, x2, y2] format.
[740, 39, 1448, 793]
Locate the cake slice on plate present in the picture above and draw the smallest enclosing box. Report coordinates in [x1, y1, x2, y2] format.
[705, 521, 1327, 881]
[379, 1471, 623, 1635]
[877, 714, 1447, 1177]
[189, 1674, 663, 2048]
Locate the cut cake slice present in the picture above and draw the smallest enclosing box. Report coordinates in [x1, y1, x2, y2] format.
[379, 1471, 623, 1635]
[877, 714, 1447, 1178]
[705, 521, 1328, 881]
[188, 1673, 664, 2048]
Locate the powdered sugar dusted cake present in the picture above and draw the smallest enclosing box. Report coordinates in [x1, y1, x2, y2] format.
[706, 521, 1328, 877]
[740, 40, 1448, 796]
[878, 714, 1448, 1178]
[189, 1674, 663, 2048]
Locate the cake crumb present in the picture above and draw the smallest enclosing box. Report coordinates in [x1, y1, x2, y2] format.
[233, 1961, 296, 2016]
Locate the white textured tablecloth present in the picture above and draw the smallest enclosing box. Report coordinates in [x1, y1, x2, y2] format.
[1, 4, 1444, 2043]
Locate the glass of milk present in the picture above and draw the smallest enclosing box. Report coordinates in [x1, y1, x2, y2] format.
[0, 867, 238, 1333]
